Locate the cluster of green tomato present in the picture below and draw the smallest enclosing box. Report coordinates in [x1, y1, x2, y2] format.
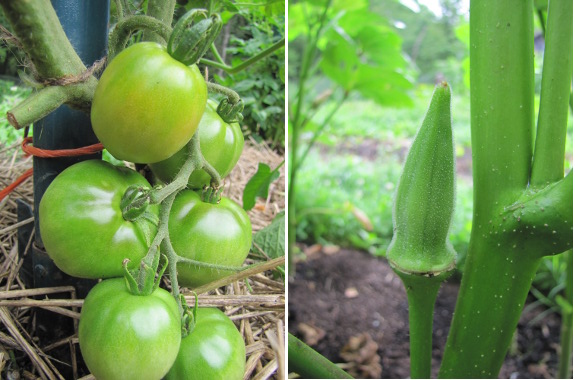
[38, 42, 250, 379]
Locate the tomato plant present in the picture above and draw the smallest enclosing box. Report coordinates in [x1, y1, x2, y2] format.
[170, 190, 252, 288]
[78, 278, 181, 380]
[1, 1, 285, 378]
[149, 99, 244, 189]
[39, 160, 158, 279]
[165, 307, 246, 380]
[91, 42, 208, 164]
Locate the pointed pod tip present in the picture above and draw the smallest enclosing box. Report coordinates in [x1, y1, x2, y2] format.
[436, 81, 451, 96]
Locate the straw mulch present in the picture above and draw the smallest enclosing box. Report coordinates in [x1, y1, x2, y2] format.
[0, 138, 285, 380]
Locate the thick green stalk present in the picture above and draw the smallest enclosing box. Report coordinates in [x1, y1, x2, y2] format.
[441, 243, 542, 378]
[288, 333, 353, 379]
[0, 0, 98, 128]
[439, 1, 536, 377]
[531, 0, 573, 186]
[559, 250, 573, 379]
[0, 0, 86, 78]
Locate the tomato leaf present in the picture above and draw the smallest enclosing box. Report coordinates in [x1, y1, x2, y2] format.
[242, 162, 282, 211]
[252, 211, 285, 259]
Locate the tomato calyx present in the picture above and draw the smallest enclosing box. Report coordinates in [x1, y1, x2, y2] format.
[167, 9, 222, 65]
[123, 253, 168, 296]
[206, 82, 245, 123]
[121, 185, 152, 220]
[180, 293, 198, 338]
[201, 186, 223, 204]
[217, 97, 244, 124]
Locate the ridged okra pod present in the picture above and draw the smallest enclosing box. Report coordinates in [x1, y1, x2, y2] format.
[387, 82, 456, 379]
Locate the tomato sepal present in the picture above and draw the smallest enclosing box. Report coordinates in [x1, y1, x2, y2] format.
[123, 253, 168, 296]
[167, 9, 222, 65]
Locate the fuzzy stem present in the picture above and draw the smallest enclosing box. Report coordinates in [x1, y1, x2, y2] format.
[531, 0, 573, 186]
[144, 0, 176, 43]
[7, 86, 68, 129]
[108, 15, 172, 60]
[288, 333, 353, 379]
[0, 0, 86, 78]
[149, 134, 204, 204]
[0, 0, 99, 128]
[206, 82, 241, 104]
[191, 256, 285, 294]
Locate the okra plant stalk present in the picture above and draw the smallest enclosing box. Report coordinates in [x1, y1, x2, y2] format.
[387, 82, 456, 379]
[439, 0, 572, 377]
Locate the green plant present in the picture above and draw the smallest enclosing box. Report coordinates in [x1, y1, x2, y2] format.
[387, 83, 456, 379]
[166, 307, 246, 380]
[2, 0, 284, 377]
[78, 277, 182, 380]
[288, 0, 572, 378]
[288, 0, 413, 271]
[0, 80, 31, 146]
[169, 190, 252, 288]
[91, 41, 208, 164]
[439, 1, 572, 376]
[39, 160, 159, 279]
[212, 12, 285, 149]
[149, 99, 244, 188]
[288, 333, 353, 379]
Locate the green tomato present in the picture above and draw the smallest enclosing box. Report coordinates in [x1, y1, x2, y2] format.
[170, 190, 252, 288]
[79, 278, 181, 380]
[165, 308, 245, 380]
[149, 99, 244, 189]
[91, 42, 207, 164]
[39, 160, 158, 279]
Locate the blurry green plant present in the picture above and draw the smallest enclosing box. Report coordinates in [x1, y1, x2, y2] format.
[0, 80, 30, 147]
[288, 0, 414, 273]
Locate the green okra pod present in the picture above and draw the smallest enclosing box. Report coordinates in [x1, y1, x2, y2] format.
[386, 82, 456, 379]
[387, 82, 457, 278]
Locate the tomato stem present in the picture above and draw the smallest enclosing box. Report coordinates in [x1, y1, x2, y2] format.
[206, 83, 244, 123]
[175, 257, 248, 273]
[144, 0, 177, 43]
[148, 134, 205, 204]
[108, 15, 172, 61]
[0, 0, 100, 129]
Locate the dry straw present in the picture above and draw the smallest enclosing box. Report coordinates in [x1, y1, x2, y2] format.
[0, 139, 285, 379]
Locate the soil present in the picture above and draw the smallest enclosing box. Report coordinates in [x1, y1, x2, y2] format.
[288, 247, 565, 379]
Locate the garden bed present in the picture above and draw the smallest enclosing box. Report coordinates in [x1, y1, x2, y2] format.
[289, 246, 565, 379]
[0, 139, 285, 379]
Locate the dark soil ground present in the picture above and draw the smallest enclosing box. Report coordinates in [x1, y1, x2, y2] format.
[288, 247, 566, 379]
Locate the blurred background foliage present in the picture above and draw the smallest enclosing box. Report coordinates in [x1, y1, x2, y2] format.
[288, 0, 572, 310]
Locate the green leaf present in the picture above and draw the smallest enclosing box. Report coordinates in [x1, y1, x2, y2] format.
[242, 162, 283, 210]
[252, 211, 285, 259]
